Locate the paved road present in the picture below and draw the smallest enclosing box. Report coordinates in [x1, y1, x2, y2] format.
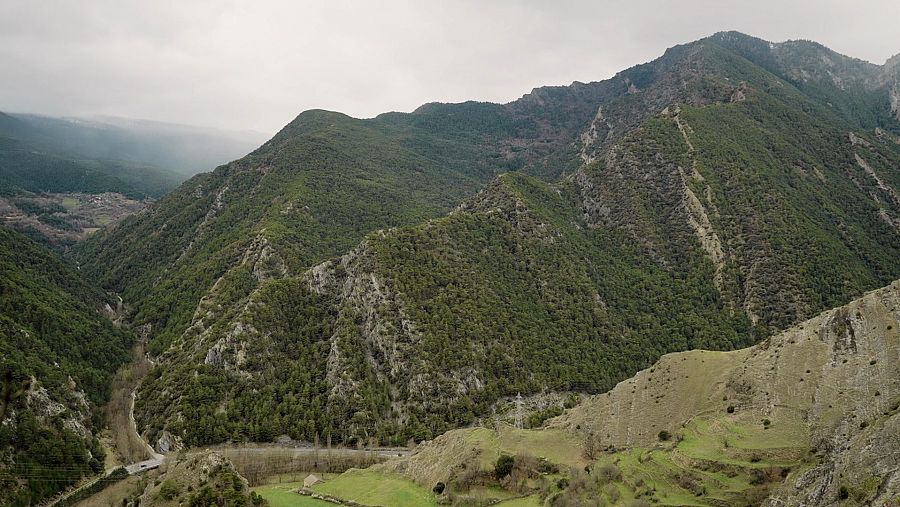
[125, 457, 164, 474]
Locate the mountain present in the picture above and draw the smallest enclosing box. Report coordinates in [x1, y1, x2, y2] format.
[74, 97, 608, 355]
[363, 279, 900, 506]
[0, 112, 180, 199]
[76, 32, 900, 451]
[0, 226, 133, 505]
[0, 113, 267, 179]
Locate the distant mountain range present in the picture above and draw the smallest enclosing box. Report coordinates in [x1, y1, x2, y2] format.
[0, 112, 268, 198]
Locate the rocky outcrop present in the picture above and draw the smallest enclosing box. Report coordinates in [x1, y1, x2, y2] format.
[25, 378, 91, 440]
[854, 153, 900, 207]
[890, 83, 900, 121]
[155, 430, 184, 454]
[134, 451, 255, 506]
[306, 238, 484, 415]
[670, 110, 727, 292]
[173, 183, 229, 265]
[579, 106, 611, 164]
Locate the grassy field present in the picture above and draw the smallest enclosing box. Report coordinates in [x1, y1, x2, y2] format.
[312, 468, 436, 507]
[213, 446, 385, 486]
[251, 482, 334, 507]
[498, 427, 585, 468]
[61, 196, 81, 209]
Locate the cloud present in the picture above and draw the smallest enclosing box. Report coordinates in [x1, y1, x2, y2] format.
[1, 0, 897, 133]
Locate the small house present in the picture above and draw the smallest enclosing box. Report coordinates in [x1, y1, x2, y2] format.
[303, 474, 322, 488]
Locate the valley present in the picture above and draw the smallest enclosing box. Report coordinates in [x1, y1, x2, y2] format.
[1, 29, 899, 506]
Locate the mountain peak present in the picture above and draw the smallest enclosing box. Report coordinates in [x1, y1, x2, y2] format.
[886, 52, 900, 70]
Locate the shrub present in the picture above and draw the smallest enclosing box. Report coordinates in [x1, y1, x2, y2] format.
[433, 482, 445, 494]
[159, 479, 181, 501]
[839, 485, 850, 500]
[603, 483, 620, 502]
[495, 455, 515, 479]
[594, 463, 622, 484]
[583, 432, 599, 460]
[727, 405, 735, 413]
[657, 430, 671, 441]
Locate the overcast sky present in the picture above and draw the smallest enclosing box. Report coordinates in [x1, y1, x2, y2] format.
[2, 0, 898, 134]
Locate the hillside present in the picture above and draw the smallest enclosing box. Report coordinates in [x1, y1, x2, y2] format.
[74, 32, 900, 452]
[361, 280, 899, 506]
[132, 171, 754, 449]
[134, 451, 265, 507]
[0, 226, 133, 506]
[75, 94, 613, 355]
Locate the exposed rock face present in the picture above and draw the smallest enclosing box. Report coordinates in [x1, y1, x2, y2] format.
[854, 153, 900, 207]
[306, 240, 485, 418]
[174, 183, 229, 265]
[573, 111, 731, 295]
[762, 283, 900, 506]
[25, 378, 91, 440]
[307, 243, 414, 383]
[579, 106, 610, 164]
[670, 110, 727, 292]
[891, 84, 900, 121]
[155, 430, 184, 454]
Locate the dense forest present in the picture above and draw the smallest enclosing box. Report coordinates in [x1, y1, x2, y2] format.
[0, 226, 133, 505]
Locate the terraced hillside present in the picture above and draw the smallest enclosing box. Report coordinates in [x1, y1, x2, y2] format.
[355, 280, 899, 506]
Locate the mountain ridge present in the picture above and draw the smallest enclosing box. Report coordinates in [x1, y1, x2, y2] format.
[74, 31, 900, 452]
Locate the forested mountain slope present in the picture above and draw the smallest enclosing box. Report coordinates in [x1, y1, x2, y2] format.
[79, 32, 900, 450]
[0, 226, 132, 506]
[75, 93, 615, 354]
[370, 280, 899, 506]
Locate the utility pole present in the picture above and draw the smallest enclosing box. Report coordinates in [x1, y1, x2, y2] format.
[514, 393, 524, 430]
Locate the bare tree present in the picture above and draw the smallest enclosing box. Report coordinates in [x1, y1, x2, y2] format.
[582, 431, 598, 460]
